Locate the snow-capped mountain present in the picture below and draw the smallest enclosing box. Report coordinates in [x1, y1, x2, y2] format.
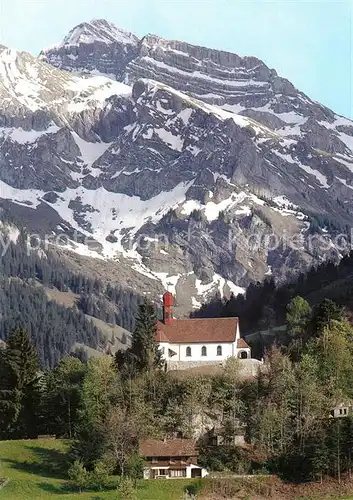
[1, 20, 353, 313]
[41, 19, 353, 157]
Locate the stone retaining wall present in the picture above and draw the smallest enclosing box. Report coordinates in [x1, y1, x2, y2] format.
[166, 358, 264, 375]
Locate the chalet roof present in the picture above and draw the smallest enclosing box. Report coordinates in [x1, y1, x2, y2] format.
[139, 439, 198, 457]
[156, 317, 239, 343]
[332, 401, 353, 409]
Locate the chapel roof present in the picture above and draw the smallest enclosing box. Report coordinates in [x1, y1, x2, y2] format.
[156, 317, 240, 343]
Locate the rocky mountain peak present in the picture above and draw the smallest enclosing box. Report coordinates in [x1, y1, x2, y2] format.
[59, 19, 139, 48]
[40, 19, 139, 80]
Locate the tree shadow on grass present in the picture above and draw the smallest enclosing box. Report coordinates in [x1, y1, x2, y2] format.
[2, 445, 68, 479]
[39, 482, 111, 498]
[37, 483, 66, 494]
[39, 482, 99, 496]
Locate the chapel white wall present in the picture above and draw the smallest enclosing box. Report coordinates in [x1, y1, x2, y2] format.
[159, 342, 237, 361]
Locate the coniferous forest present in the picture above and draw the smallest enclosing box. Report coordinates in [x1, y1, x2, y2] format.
[0, 228, 141, 368]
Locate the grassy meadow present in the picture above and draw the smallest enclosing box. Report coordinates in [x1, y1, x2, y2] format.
[0, 439, 193, 500]
[2, 440, 353, 499]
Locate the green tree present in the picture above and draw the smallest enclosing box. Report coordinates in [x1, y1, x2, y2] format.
[306, 319, 353, 399]
[71, 356, 121, 468]
[286, 296, 312, 339]
[101, 406, 137, 476]
[68, 460, 90, 493]
[126, 454, 144, 486]
[0, 328, 40, 438]
[222, 358, 245, 445]
[130, 298, 161, 373]
[252, 347, 296, 456]
[312, 299, 344, 335]
[43, 357, 86, 438]
[0, 348, 18, 433]
[80, 356, 121, 427]
[293, 354, 329, 452]
[117, 298, 162, 376]
[6, 328, 39, 391]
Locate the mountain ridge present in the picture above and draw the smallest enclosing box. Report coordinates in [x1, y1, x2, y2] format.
[1, 20, 353, 313]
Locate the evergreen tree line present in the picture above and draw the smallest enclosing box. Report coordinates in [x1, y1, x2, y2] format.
[0, 236, 141, 329]
[2, 297, 353, 487]
[0, 230, 142, 367]
[193, 251, 353, 351]
[0, 279, 102, 368]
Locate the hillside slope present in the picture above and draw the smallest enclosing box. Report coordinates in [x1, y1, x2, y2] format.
[0, 222, 137, 367]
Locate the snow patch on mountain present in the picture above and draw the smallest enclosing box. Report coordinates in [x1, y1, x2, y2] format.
[0, 47, 44, 111]
[50, 181, 194, 257]
[140, 57, 268, 89]
[155, 128, 184, 151]
[195, 273, 245, 299]
[0, 125, 60, 144]
[0, 179, 42, 207]
[298, 163, 330, 188]
[66, 75, 131, 112]
[337, 177, 353, 189]
[0, 175, 194, 258]
[153, 272, 181, 295]
[72, 133, 112, 168]
[181, 191, 262, 222]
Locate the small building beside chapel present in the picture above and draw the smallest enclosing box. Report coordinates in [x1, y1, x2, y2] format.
[156, 292, 251, 366]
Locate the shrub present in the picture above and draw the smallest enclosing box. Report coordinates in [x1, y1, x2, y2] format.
[117, 476, 136, 500]
[68, 460, 90, 493]
[90, 459, 112, 490]
[184, 480, 202, 496]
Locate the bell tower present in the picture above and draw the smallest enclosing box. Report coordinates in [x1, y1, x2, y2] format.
[163, 291, 174, 325]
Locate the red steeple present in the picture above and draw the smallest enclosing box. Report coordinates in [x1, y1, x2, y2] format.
[163, 291, 174, 325]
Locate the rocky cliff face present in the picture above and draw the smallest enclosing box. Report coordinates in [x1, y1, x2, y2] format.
[41, 19, 350, 157]
[1, 21, 353, 313]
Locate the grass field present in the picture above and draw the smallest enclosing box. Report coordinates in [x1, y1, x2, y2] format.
[0, 440, 194, 500]
[3, 440, 353, 499]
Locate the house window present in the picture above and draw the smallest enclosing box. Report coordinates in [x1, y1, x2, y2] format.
[170, 469, 186, 477]
[152, 457, 158, 464]
[186, 346, 192, 357]
[201, 346, 207, 356]
[217, 345, 222, 356]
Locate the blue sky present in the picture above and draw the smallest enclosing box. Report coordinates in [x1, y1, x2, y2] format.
[0, 0, 352, 117]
